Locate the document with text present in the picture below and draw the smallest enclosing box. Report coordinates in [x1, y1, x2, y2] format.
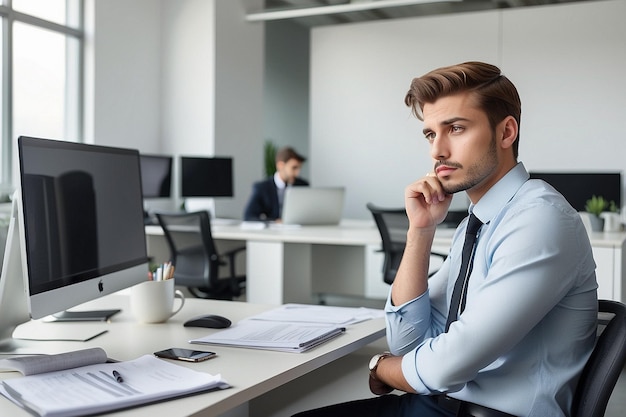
[0, 355, 229, 417]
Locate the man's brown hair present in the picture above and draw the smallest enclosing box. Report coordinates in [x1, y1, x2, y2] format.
[276, 146, 306, 164]
[404, 62, 521, 158]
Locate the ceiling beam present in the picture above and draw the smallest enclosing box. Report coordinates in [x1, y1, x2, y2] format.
[246, 0, 463, 21]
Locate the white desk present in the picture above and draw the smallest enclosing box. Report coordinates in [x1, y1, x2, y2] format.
[587, 231, 626, 302]
[146, 220, 392, 304]
[0, 294, 385, 417]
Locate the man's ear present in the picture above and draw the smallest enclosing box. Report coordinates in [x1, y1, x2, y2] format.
[499, 116, 518, 150]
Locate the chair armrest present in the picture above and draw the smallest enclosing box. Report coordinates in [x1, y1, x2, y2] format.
[222, 246, 247, 277]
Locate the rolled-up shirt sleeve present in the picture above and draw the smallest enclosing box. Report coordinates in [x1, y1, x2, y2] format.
[385, 257, 451, 357]
[384, 290, 431, 355]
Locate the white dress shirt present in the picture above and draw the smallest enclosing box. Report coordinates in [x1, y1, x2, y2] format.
[385, 162, 598, 416]
[274, 172, 287, 213]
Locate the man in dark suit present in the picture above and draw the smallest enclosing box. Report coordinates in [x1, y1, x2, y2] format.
[243, 146, 309, 221]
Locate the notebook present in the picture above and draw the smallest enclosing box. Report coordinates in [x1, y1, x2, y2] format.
[281, 187, 345, 225]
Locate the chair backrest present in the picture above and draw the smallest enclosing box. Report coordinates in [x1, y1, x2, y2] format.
[155, 211, 219, 289]
[366, 203, 408, 285]
[572, 299, 626, 417]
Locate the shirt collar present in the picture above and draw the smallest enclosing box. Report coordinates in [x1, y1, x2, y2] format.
[274, 172, 286, 189]
[470, 162, 529, 224]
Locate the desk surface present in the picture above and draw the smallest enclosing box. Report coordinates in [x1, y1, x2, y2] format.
[147, 219, 383, 246]
[146, 218, 626, 249]
[0, 295, 385, 417]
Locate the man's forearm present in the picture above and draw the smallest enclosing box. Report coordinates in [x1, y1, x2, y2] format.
[391, 227, 436, 306]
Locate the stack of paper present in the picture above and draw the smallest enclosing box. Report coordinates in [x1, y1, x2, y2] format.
[191, 321, 345, 353]
[0, 355, 229, 417]
[190, 304, 384, 353]
[0, 347, 108, 375]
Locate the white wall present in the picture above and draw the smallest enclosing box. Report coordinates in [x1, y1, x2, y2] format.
[88, 0, 161, 151]
[501, 1, 626, 170]
[311, 0, 626, 219]
[213, 0, 264, 217]
[89, 0, 264, 217]
[89, 0, 626, 220]
[160, 0, 216, 157]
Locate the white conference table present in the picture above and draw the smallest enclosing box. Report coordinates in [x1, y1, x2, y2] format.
[146, 220, 455, 305]
[0, 294, 385, 417]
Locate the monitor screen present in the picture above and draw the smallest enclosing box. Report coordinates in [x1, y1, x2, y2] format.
[529, 172, 622, 212]
[181, 156, 233, 198]
[0, 137, 149, 342]
[139, 154, 172, 198]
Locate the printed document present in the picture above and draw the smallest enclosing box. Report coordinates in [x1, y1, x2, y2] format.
[0, 355, 229, 417]
[191, 321, 345, 353]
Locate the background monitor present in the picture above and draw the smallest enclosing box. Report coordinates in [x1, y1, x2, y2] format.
[529, 172, 622, 212]
[0, 136, 149, 346]
[180, 156, 233, 198]
[139, 154, 172, 198]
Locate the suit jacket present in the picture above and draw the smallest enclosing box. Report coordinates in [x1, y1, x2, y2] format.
[243, 177, 309, 221]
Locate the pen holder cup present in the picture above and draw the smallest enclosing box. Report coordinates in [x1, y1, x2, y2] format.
[130, 278, 185, 324]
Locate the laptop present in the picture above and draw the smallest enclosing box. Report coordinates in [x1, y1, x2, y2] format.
[281, 187, 345, 225]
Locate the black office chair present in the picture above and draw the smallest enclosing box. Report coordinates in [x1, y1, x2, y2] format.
[366, 203, 447, 285]
[572, 299, 626, 417]
[155, 211, 246, 300]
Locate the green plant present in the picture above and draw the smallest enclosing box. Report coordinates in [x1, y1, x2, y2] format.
[585, 195, 609, 216]
[264, 140, 277, 177]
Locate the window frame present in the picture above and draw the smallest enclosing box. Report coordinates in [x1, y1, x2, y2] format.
[0, 1, 84, 188]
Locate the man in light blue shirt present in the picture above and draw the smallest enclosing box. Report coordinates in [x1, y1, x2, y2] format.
[293, 62, 597, 417]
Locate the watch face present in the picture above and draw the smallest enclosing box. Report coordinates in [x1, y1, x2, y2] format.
[369, 354, 383, 370]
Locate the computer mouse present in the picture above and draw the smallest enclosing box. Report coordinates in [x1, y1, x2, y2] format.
[184, 314, 232, 329]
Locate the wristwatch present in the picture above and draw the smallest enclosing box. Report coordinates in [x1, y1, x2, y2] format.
[368, 351, 392, 379]
[368, 352, 393, 395]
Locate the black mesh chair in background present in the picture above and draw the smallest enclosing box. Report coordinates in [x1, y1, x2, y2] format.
[156, 211, 246, 300]
[366, 203, 447, 285]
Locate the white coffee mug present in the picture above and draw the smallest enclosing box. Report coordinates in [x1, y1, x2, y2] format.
[601, 212, 622, 233]
[130, 279, 185, 323]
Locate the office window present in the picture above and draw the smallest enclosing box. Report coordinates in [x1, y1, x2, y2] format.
[13, 0, 70, 27]
[0, 1, 83, 196]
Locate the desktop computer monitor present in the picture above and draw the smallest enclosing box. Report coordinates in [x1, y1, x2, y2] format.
[0, 136, 149, 348]
[180, 156, 233, 198]
[529, 172, 622, 212]
[139, 154, 172, 198]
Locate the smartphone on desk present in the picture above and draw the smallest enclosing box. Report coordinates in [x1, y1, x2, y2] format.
[154, 348, 217, 362]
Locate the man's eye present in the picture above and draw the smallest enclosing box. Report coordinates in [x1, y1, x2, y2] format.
[424, 132, 435, 142]
[451, 125, 464, 133]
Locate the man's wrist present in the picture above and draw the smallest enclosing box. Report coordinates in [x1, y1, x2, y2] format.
[368, 352, 394, 395]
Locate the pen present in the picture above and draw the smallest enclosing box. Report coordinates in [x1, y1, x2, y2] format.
[112, 370, 124, 383]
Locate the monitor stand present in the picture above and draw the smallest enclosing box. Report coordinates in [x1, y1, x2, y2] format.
[45, 309, 121, 322]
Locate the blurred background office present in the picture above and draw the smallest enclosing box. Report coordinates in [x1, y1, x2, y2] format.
[0, 0, 625, 231]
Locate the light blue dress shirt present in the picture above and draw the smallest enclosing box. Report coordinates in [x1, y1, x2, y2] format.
[385, 162, 598, 416]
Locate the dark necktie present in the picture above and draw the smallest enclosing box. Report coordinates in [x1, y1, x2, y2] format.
[445, 213, 483, 332]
